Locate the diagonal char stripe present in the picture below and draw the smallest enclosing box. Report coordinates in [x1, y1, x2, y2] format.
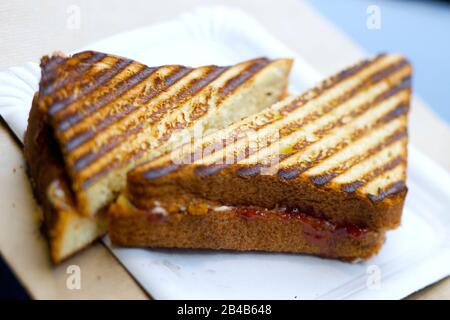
[73, 66, 229, 173]
[42, 56, 66, 72]
[40, 52, 107, 97]
[66, 103, 138, 153]
[269, 71, 410, 178]
[279, 57, 379, 114]
[78, 59, 276, 188]
[175, 66, 229, 102]
[276, 100, 408, 180]
[47, 58, 133, 116]
[367, 180, 405, 202]
[183, 88, 408, 180]
[198, 71, 409, 178]
[218, 58, 269, 98]
[143, 163, 183, 180]
[309, 128, 407, 186]
[341, 155, 404, 193]
[120, 55, 410, 236]
[131, 55, 401, 178]
[314, 77, 410, 137]
[62, 65, 192, 142]
[249, 63, 409, 152]
[40, 52, 88, 89]
[276, 73, 409, 141]
[139, 67, 194, 104]
[57, 65, 157, 132]
[171, 60, 410, 174]
[65, 66, 193, 151]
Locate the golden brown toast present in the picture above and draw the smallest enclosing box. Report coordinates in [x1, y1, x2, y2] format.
[24, 96, 107, 263]
[110, 195, 385, 261]
[25, 51, 292, 262]
[109, 54, 411, 260]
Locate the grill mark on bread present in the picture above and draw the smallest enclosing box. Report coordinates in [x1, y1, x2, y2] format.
[232, 62, 409, 160]
[41, 55, 66, 72]
[341, 155, 404, 193]
[146, 58, 409, 177]
[172, 66, 229, 103]
[65, 104, 138, 153]
[278, 76, 409, 142]
[314, 76, 410, 136]
[309, 128, 407, 186]
[39, 52, 74, 80]
[279, 59, 408, 118]
[76, 58, 284, 184]
[64, 66, 192, 144]
[77, 63, 264, 187]
[275, 100, 408, 180]
[194, 164, 228, 176]
[367, 180, 406, 202]
[47, 58, 133, 116]
[257, 100, 406, 179]
[377, 102, 409, 124]
[218, 58, 270, 98]
[72, 66, 228, 173]
[40, 52, 82, 92]
[235, 164, 268, 177]
[142, 163, 182, 180]
[40, 52, 107, 97]
[64, 66, 193, 151]
[140, 67, 194, 104]
[279, 56, 383, 114]
[143, 87, 407, 182]
[191, 78, 409, 179]
[74, 121, 149, 173]
[131, 56, 410, 202]
[121, 54, 409, 234]
[57, 65, 157, 131]
[35, 53, 293, 218]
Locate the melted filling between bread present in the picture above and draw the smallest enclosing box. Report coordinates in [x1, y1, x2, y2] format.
[129, 198, 370, 252]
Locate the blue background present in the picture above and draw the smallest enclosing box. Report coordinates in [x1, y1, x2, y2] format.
[307, 0, 450, 124]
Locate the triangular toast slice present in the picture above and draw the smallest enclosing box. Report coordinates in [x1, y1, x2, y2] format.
[24, 51, 292, 262]
[110, 54, 411, 260]
[25, 97, 108, 262]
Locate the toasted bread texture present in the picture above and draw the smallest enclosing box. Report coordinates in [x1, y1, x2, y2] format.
[24, 51, 292, 262]
[110, 194, 385, 261]
[24, 96, 107, 263]
[109, 54, 411, 260]
[37, 51, 292, 216]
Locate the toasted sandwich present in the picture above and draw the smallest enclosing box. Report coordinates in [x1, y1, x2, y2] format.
[24, 51, 293, 262]
[109, 54, 411, 261]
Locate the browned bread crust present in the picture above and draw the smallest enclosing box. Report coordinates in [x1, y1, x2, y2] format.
[37, 51, 293, 217]
[109, 54, 411, 260]
[125, 54, 411, 231]
[24, 50, 292, 262]
[128, 164, 406, 231]
[24, 95, 107, 263]
[109, 195, 385, 261]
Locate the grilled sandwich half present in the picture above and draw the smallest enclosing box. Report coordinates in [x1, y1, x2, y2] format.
[24, 51, 293, 262]
[109, 54, 411, 261]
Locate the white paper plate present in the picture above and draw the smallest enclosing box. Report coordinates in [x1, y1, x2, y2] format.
[1, 6, 450, 300]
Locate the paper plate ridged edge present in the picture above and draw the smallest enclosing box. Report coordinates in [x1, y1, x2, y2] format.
[0, 62, 40, 141]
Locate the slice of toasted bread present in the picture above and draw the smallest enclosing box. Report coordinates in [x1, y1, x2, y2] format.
[24, 51, 292, 262]
[110, 194, 385, 261]
[109, 54, 411, 260]
[38, 51, 292, 217]
[24, 96, 107, 263]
